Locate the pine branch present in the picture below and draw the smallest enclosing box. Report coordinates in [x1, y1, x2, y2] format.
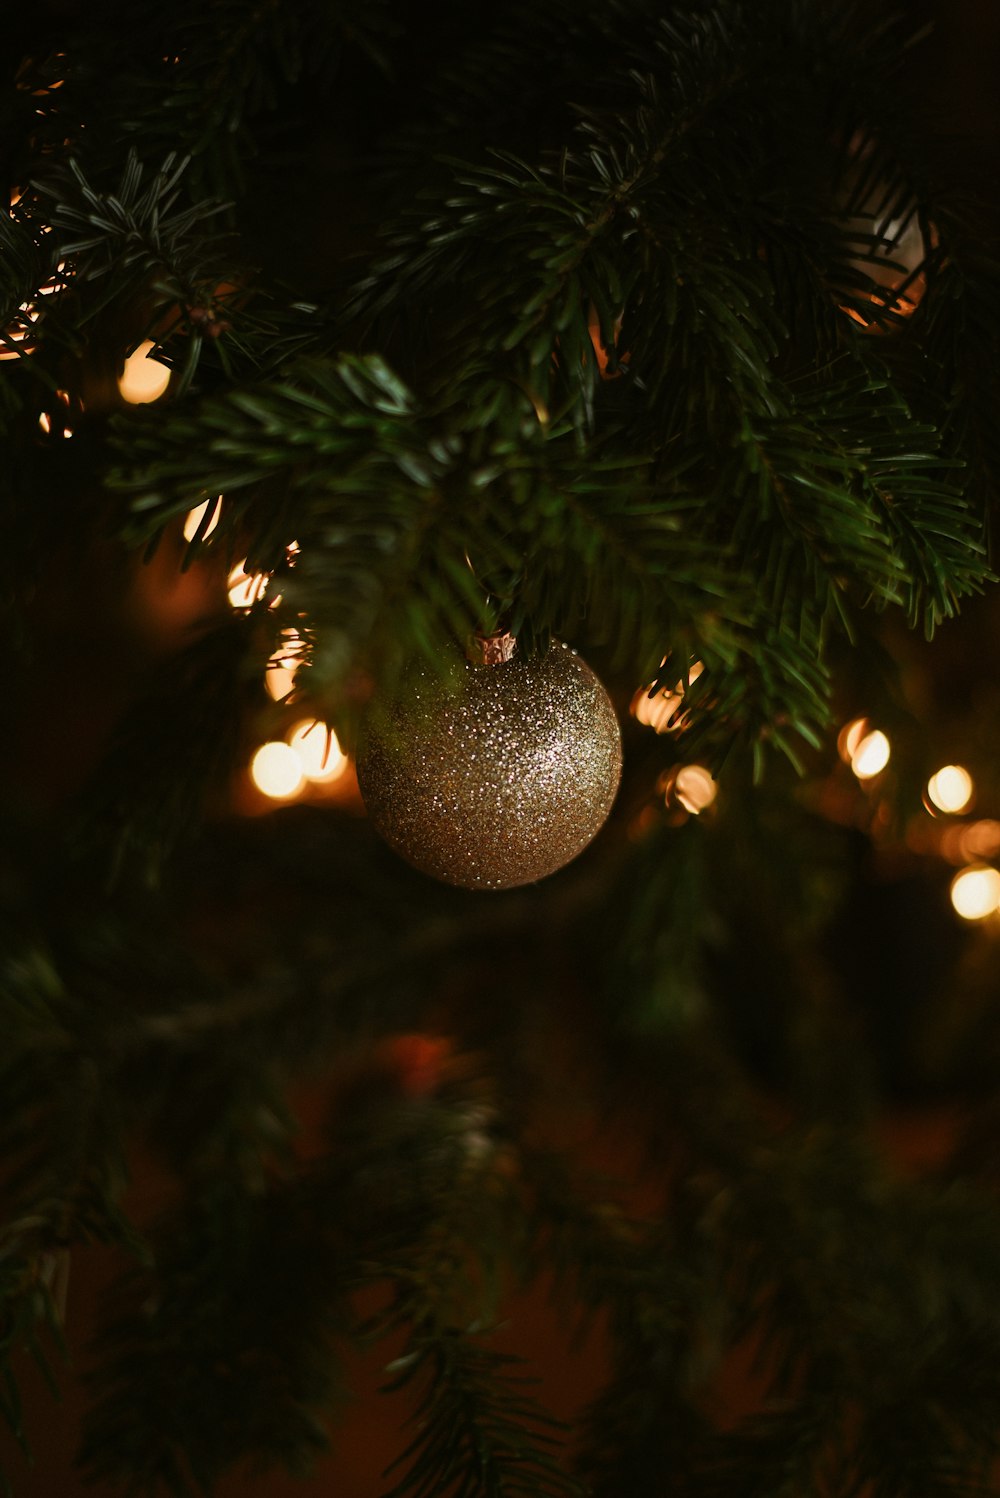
[79, 1181, 348, 1495]
[378, 1296, 583, 1498]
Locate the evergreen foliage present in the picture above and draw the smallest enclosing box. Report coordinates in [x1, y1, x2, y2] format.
[3, 0, 1000, 1494]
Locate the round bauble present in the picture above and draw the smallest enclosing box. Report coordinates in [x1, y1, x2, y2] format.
[357, 639, 622, 890]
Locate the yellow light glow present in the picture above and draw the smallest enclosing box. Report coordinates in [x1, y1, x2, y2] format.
[289, 720, 347, 782]
[950, 865, 1000, 922]
[672, 765, 717, 815]
[250, 742, 305, 800]
[228, 560, 269, 609]
[632, 661, 703, 733]
[926, 764, 973, 815]
[118, 340, 171, 404]
[265, 630, 306, 701]
[183, 497, 222, 543]
[838, 717, 870, 764]
[632, 685, 684, 732]
[266, 661, 296, 702]
[960, 820, 1000, 862]
[851, 730, 890, 780]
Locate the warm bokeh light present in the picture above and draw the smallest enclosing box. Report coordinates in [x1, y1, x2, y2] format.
[960, 820, 1000, 862]
[228, 560, 270, 609]
[289, 720, 347, 782]
[0, 305, 39, 360]
[38, 390, 73, 438]
[250, 742, 305, 800]
[118, 340, 171, 404]
[632, 685, 684, 732]
[632, 662, 703, 733]
[926, 764, 973, 815]
[265, 634, 304, 701]
[673, 765, 717, 814]
[950, 865, 1000, 922]
[837, 717, 869, 764]
[0, 267, 65, 361]
[851, 729, 890, 780]
[183, 497, 222, 543]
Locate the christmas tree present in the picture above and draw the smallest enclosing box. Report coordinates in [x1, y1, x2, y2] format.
[4, 0, 1000, 1493]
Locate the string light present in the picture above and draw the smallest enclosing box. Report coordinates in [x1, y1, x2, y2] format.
[0, 264, 67, 360]
[38, 389, 73, 438]
[660, 764, 717, 815]
[926, 765, 974, 815]
[118, 340, 171, 404]
[851, 730, 890, 780]
[265, 632, 305, 701]
[632, 662, 703, 733]
[288, 720, 347, 782]
[674, 765, 717, 814]
[250, 742, 305, 800]
[183, 497, 222, 543]
[950, 865, 1000, 922]
[837, 717, 870, 763]
[228, 560, 270, 609]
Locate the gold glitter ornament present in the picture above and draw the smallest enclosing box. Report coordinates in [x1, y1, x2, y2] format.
[356, 637, 622, 889]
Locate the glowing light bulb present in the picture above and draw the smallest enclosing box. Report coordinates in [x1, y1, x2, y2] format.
[228, 560, 269, 609]
[632, 685, 684, 732]
[950, 865, 1000, 922]
[250, 742, 305, 800]
[118, 340, 171, 404]
[926, 765, 973, 815]
[838, 717, 869, 763]
[851, 730, 890, 780]
[673, 765, 717, 814]
[183, 497, 222, 543]
[288, 720, 347, 782]
[265, 658, 297, 702]
[632, 661, 703, 733]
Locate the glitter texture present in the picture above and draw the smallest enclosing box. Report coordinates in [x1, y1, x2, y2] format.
[357, 642, 623, 890]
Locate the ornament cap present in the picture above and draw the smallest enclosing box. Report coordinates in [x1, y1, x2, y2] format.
[466, 630, 517, 666]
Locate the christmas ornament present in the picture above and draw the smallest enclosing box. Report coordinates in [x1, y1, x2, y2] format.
[356, 635, 622, 889]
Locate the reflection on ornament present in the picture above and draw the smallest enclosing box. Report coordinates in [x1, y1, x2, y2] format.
[251, 742, 305, 800]
[119, 340, 171, 404]
[926, 765, 973, 815]
[183, 497, 222, 543]
[228, 559, 270, 609]
[950, 865, 1000, 922]
[288, 720, 347, 782]
[357, 640, 622, 890]
[851, 729, 890, 780]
